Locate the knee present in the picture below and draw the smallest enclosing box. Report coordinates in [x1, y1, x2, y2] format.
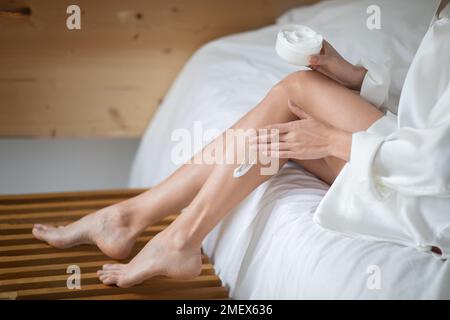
[264, 71, 319, 116]
[271, 70, 315, 99]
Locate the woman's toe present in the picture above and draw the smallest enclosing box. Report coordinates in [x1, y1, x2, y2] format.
[98, 269, 122, 283]
[116, 275, 132, 288]
[100, 271, 123, 286]
[102, 263, 125, 271]
[33, 225, 58, 240]
[33, 224, 54, 235]
[32, 226, 46, 240]
[98, 270, 111, 281]
[101, 275, 117, 285]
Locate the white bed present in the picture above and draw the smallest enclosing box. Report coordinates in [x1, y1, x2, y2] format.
[129, 0, 450, 299]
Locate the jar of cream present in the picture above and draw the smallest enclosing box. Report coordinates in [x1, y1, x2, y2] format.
[275, 24, 323, 66]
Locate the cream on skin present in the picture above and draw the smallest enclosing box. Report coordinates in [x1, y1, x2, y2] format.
[233, 159, 257, 178]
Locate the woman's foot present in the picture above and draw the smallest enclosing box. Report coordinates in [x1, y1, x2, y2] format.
[32, 204, 141, 260]
[97, 230, 202, 288]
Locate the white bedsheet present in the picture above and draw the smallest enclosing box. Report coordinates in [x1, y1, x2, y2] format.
[129, 0, 450, 299]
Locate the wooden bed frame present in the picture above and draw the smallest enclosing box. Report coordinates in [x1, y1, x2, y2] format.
[0, 189, 229, 300]
[0, 0, 320, 138]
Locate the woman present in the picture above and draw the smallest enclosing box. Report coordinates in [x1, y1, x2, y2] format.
[33, 0, 449, 288]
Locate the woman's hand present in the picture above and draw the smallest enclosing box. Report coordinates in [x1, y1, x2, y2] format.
[309, 41, 367, 91]
[250, 100, 352, 161]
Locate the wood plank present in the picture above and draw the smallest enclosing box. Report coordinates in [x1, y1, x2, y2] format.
[0, 234, 156, 254]
[71, 287, 229, 300]
[0, 199, 133, 214]
[9, 275, 222, 299]
[0, 261, 214, 280]
[0, 250, 208, 266]
[0, 213, 177, 233]
[0, 189, 146, 204]
[0, 225, 168, 240]
[0, 0, 319, 138]
[0, 226, 163, 244]
[0, 188, 227, 299]
[0, 267, 215, 290]
[0, 211, 177, 224]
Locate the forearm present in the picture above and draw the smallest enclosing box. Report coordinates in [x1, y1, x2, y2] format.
[346, 65, 367, 91]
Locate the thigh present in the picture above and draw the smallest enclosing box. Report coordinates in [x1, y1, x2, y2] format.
[292, 157, 344, 185]
[281, 71, 383, 184]
[281, 70, 383, 132]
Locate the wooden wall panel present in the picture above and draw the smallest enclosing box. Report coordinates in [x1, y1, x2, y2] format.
[0, 0, 319, 138]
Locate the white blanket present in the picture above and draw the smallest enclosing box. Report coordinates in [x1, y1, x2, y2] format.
[129, 0, 450, 299]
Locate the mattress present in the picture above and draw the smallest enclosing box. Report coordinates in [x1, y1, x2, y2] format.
[129, 0, 450, 299]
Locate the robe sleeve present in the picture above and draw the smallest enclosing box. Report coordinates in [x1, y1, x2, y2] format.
[357, 59, 391, 108]
[349, 113, 450, 199]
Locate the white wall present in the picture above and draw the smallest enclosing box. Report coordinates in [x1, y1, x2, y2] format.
[0, 139, 140, 195]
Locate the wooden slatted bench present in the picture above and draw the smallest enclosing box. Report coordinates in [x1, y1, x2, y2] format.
[0, 189, 229, 300]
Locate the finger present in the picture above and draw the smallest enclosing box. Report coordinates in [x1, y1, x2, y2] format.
[251, 142, 291, 152]
[288, 100, 310, 119]
[321, 40, 331, 53]
[264, 123, 291, 134]
[250, 132, 288, 144]
[263, 150, 296, 159]
[268, 142, 293, 151]
[308, 53, 329, 67]
[249, 143, 268, 153]
[249, 133, 274, 144]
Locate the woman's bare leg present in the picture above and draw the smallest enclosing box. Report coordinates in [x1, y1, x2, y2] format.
[31, 74, 306, 260]
[32, 112, 276, 259]
[98, 70, 383, 287]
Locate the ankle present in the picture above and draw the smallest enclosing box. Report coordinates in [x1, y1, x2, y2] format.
[112, 202, 143, 235]
[163, 224, 202, 252]
[164, 204, 214, 251]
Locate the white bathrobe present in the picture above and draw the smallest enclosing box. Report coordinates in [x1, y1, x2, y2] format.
[314, 3, 450, 258]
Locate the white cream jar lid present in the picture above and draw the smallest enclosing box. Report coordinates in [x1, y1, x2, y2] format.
[275, 24, 323, 66]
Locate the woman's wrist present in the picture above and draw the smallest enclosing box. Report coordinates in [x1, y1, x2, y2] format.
[347, 65, 367, 91]
[328, 129, 352, 162]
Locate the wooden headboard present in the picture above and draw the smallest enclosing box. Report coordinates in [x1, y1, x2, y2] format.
[0, 0, 320, 138]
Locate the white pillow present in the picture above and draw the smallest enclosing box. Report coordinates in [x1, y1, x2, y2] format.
[277, 0, 439, 110]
